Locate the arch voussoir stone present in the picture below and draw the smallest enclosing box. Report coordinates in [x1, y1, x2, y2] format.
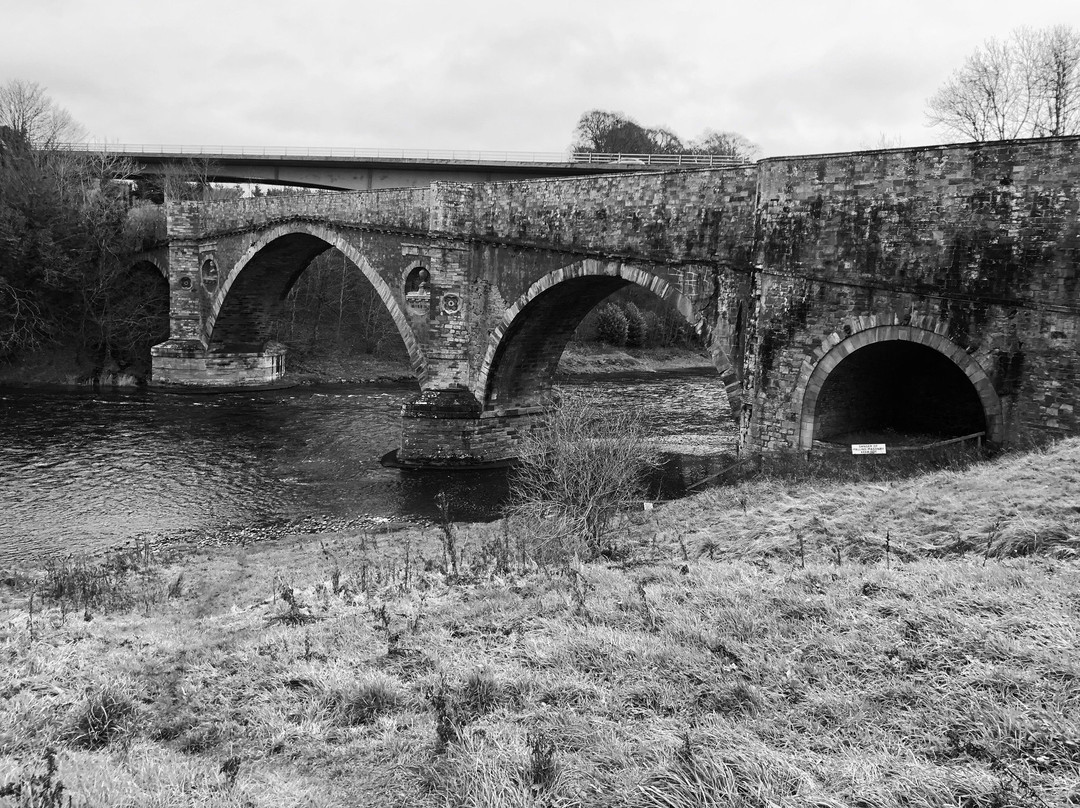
[129, 252, 168, 278]
[793, 323, 1003, 451]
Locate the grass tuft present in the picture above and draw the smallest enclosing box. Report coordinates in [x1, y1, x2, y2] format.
[66, 686, 138, 750]
[325, 673, 405, 726]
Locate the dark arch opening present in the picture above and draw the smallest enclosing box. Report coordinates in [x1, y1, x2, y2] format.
[486, 275, 637, 409]
[212, 233, 329, 350]
[813, 340, 986, 444]
[105, 260, 170, 378]
[215, 235, 414, 378]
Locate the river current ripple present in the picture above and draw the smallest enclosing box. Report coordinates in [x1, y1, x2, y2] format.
[0, 371, 736, 564]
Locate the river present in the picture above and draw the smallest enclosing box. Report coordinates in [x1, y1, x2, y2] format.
[0, 371, 737, 564]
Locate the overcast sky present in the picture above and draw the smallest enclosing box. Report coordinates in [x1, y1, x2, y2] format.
[2, 0, 1077, 159]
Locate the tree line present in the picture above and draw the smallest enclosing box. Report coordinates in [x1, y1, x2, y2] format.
[571, 109, 758, 159]
[0, 80, 167, 379]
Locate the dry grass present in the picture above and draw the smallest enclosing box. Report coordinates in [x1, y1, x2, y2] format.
[1, 440, 1079, 806]
[649, 438, 1080, 565]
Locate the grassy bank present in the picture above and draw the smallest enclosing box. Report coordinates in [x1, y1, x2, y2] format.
[2, 442, 1078, 807]
[556, 344, 715, 377]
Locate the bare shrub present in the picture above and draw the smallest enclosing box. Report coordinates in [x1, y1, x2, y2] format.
[506, 393, 660, 563]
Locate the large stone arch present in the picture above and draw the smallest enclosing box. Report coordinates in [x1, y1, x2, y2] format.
[794, 319, 1003, 451]
[476, 258, 742, 411]
[207, 222, 425, 377]
[128, 252, 168, 278]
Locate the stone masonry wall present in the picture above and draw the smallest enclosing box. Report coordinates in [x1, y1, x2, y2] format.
[188, 187, 432, 237]
[442, 168, 760, 268]
[161, 136, 1080, 456]
[746, 137, 1080, 451]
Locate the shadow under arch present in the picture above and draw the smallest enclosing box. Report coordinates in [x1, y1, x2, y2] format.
[476, 259, 741, 411]
[103, 257, 171, 373]
[207, 222, 425, 378]
[128, 253, 168, 279]
[796, 324, 1003, 451]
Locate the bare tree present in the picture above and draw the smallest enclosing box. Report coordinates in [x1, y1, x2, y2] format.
[649, 127, 685, 154]
[1029, 25, 1080, 136]
[0, 81, 167, 372]
[927, 25, 1080, 141]
[0, 79, 85, 147]
[687, 129, 760, 159]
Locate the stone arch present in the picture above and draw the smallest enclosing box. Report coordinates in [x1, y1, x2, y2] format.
[794, 321, 1003, 451]
[208, 222, 425, 377]
[128, 253, 168, 278]
[476, 258, 741, 411]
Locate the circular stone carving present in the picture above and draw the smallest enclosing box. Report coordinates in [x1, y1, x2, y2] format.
[441, 293, 461, 315]
[179, 276, 193, 289]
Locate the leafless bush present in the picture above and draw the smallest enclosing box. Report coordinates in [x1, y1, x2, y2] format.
[506, 393, 660, 564]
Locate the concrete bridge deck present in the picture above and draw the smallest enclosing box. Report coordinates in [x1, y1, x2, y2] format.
[62, 143, 745, 191]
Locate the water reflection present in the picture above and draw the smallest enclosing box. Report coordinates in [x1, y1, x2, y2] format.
[0, 371, 735, 563]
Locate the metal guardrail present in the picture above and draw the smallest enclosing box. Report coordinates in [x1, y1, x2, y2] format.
[57, 143, 569, 163]
[56, 143, 750, 167]
[882, 431, 986, 452]
[569, 152, 749, 167]
[810, 431, 987, 455]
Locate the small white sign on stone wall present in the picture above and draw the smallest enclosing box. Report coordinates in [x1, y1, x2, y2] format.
[851, 443, 887, 455]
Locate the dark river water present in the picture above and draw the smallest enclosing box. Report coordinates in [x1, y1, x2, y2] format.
[0, 371, 736, 564]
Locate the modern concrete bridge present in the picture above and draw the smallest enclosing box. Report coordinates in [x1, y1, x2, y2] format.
[64, 143, 743, 191]
[140, 136, 1080, 464]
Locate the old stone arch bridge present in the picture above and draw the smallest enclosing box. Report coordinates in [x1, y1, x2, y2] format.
[146, 136, 1080, 465]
